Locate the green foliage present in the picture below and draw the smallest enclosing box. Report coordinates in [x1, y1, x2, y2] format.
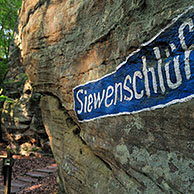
[0, 0, 22, 57]
[16, 73, 28, 87]
[0, 58, 8, 83]
[0, 94, 12, 103]
[0, 0, 22, 83]
[3, 73, 28, 91]
[0, 89, 13, 103]
[30, 93, 42, 102]
[31, 147, 39, 152]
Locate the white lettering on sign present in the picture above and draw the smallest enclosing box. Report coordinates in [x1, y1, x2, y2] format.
[73, 6, 194, 122]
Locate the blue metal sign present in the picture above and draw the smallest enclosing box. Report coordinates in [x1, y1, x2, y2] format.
[73, 7, 194, 122]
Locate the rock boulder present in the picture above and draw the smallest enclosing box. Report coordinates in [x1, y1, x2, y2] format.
[18, 0, 194, 193]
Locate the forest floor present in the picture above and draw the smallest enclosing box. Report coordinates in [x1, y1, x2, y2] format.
[0, 142, 58, 194]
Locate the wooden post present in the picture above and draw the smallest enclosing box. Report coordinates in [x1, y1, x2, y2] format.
[3, 151, 13, 194]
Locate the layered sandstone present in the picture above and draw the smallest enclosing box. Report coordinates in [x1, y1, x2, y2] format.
[18, 0, 194, 193]
[1, 31, 49, 155]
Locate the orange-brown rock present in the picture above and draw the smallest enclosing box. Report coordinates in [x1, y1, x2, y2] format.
[18, 0, 194, 193]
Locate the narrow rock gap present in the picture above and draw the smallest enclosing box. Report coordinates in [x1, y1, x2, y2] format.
[40, 93, 86, 145]
[141, 171, 165, 192]
[94, 154, 112, 171]
[127, 166, 165, 193]
[72, 126, 87, 146]
[113, 174, 131, 193]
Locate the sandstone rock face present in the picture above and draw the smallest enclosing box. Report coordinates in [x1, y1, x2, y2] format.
[19, 0, 194, 193]
[1, 80, 49, 155]
[1, 35, 50, 155]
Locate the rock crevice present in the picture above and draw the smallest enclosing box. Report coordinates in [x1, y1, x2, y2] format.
[17, 0, 194, 193]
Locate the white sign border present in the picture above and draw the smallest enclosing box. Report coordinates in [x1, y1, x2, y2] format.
[73, 6, 194, 122]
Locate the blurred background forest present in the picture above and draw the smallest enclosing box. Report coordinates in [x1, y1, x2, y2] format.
[0, 2, 58, 193]
[0, 0, 22, 97]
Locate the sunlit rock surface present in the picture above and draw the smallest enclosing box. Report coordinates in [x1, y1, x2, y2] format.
[1, 34, 49, 155]
[18, 0, 194, 193]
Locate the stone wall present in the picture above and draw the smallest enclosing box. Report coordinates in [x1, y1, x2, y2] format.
[18, 0, 194, 193]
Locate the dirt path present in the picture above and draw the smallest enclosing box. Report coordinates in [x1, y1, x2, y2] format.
[0, 143, 58, 194]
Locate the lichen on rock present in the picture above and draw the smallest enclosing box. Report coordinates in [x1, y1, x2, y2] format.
[17, 0, 194, 193]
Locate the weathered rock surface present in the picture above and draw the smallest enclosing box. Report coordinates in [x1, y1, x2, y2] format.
[18, 0, 194, 193]
[1, 80, 50, 155]
[1, 33, 50, 155]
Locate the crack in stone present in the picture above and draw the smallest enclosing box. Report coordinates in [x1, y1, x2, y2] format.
[21, 0, 50, 32]
[94, 154, 112, 171]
